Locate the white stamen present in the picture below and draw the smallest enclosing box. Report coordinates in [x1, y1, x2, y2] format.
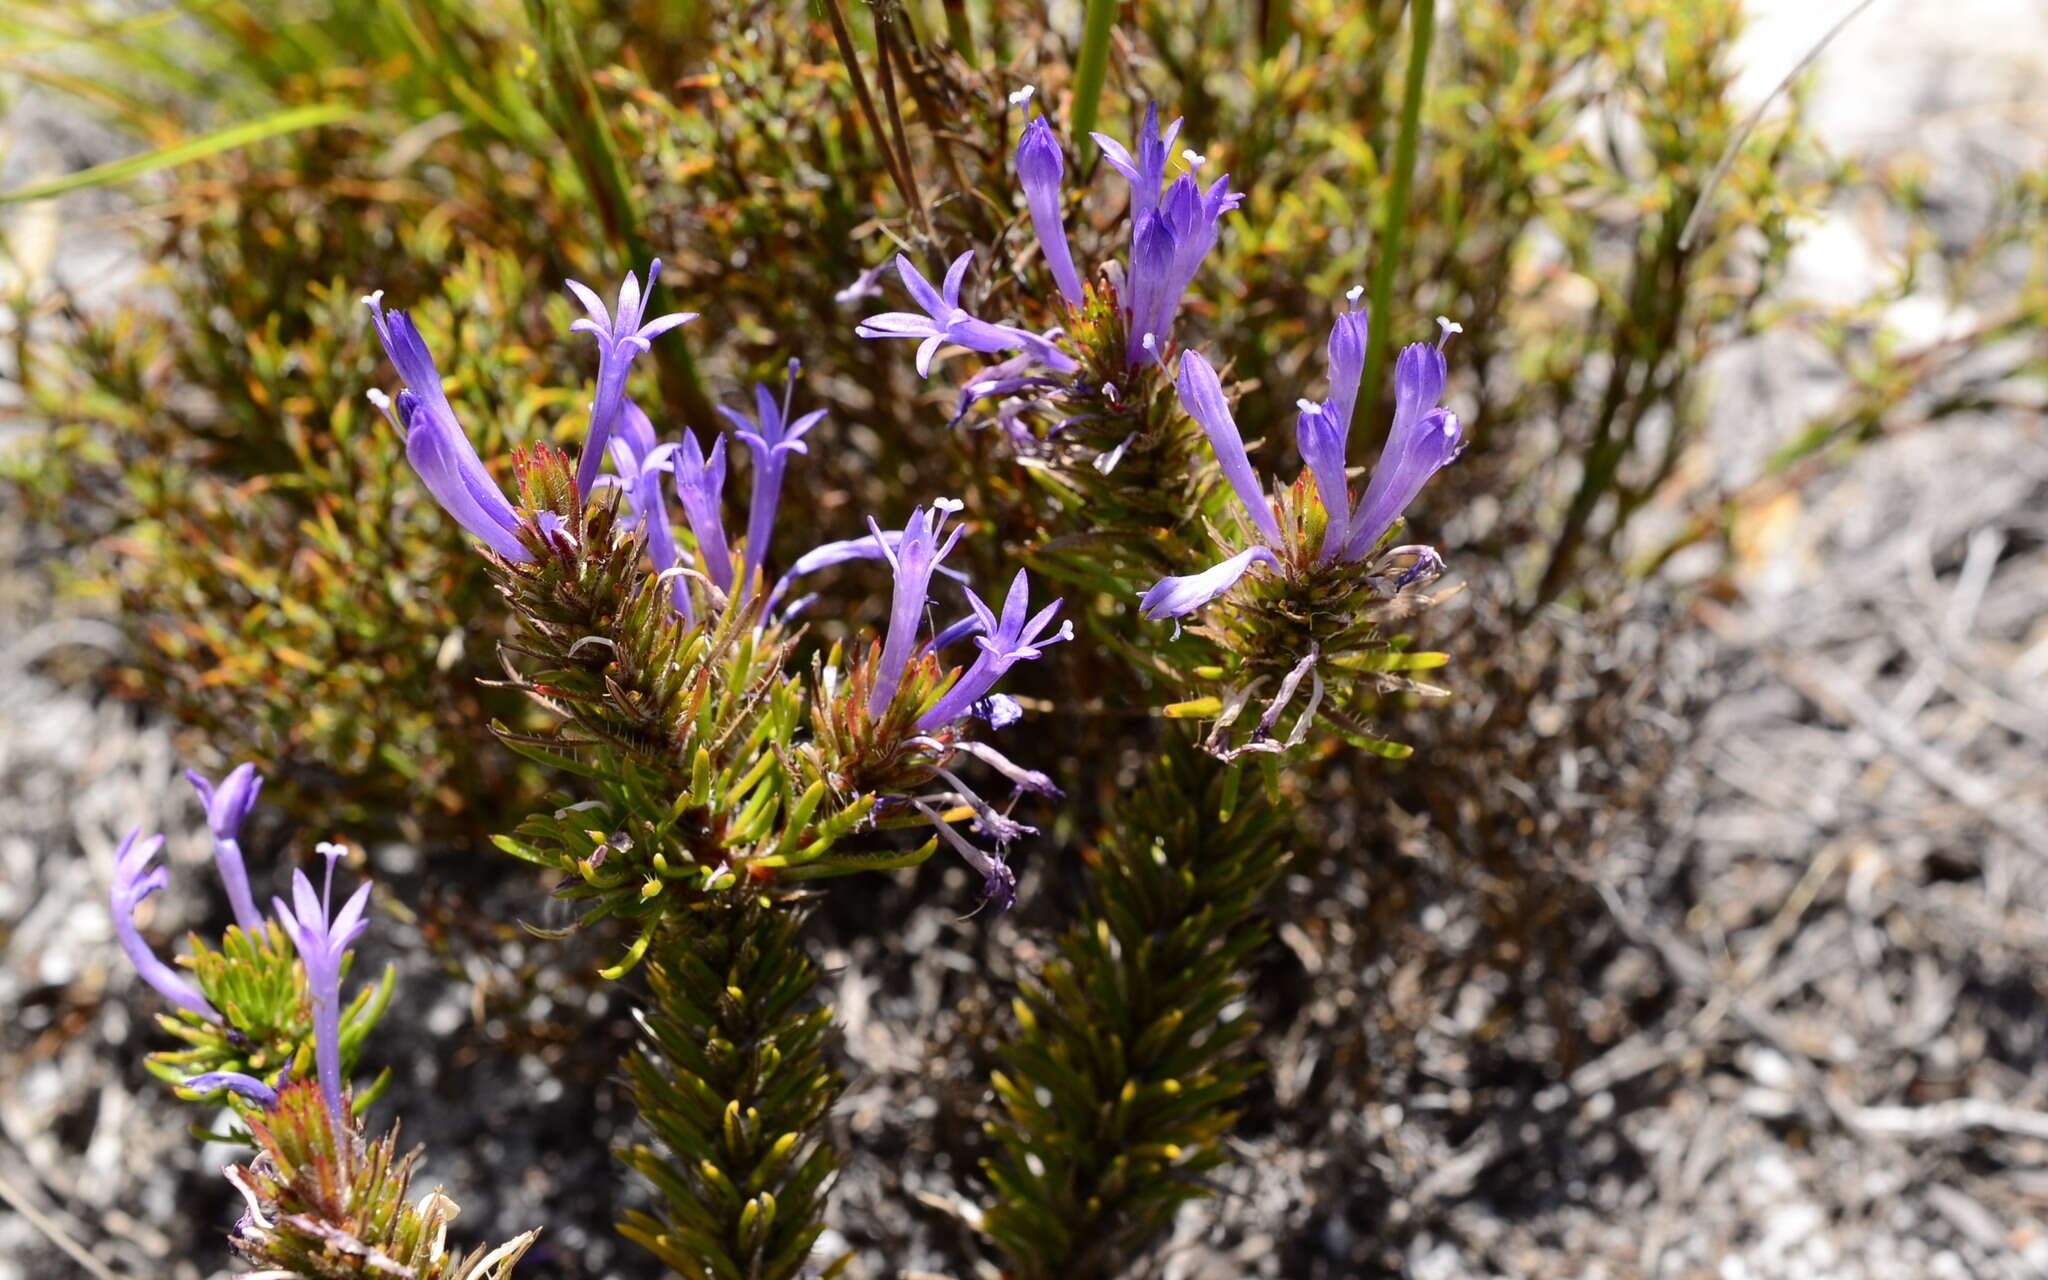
[1296, 398, 1319, 413]
[1102, 382, 1117, 400]
[1435, 315, 1464, 348]
[360, 290, 384, 310]
[1141, 332, 1157, 350]
[366, 389, 391, 410]
[1346, 284, 1364, 303]
[1008, 85, 1036, 107]
[1181, 148, 1205, 168]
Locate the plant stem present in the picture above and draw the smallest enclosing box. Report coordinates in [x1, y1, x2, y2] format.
[1070, 0, 1117, 138]
[1360, 0, 1436, 417]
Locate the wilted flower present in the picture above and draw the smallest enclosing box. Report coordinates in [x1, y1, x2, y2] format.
[110, 828, 221, 1022]
[564, 260, 697, 497]
[185, 763, 265, 934]
[365, 296, 532, 564]
[272, 843, 371, 1130]
[917, 570, 1072, 729]
[720, 359, 826, 595]
[912, 799, 1017, 913]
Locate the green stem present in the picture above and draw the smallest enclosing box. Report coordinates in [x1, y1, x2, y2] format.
[979, 737, 1289, 1279]
[940, 0, 977, 66]
[1360, 0, 1436, 415]
[1070, 0, 1117, 138]
[619, 902, 841, 1280]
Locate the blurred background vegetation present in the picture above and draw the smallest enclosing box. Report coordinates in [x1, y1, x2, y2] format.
[3, 0, 2044, 1273]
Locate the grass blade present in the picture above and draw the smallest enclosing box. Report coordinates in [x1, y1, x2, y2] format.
[0, 102, 359, 204]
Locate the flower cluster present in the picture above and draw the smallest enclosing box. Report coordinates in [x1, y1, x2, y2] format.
[369, 265, 1070, 910]
[1140, 308, 1467, 620]
[855, 102, 1237, 406]
[109, 764, 383, 1128]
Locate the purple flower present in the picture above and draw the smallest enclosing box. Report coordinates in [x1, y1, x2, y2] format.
[1344, 328, 1465, 560]
[1326, 291, 1369, 435]
[912, 799, 1017, 913]
[1016, 116, 1085, 306]
[856, 253, 1072, 377]
[600, 408, 691, 622]
[110, 828, 221, 1022]
[1295, 400, 1351, 563]
[184, 764, 265, 934]
[365, 295, 532, 564]
[1139, 546, 1281, 620]
[672, 430, 733, 593]
[272, 843, 371, 1131]
[184, 1071, 279, 1108]
[564, 261, 697, 498]
[720, 360, 826, 595]
[917, 570, 1071, 730]
[1093, 105, 1240, 365]
[834, 261, 890, 305]
[766, 526, 970, 617]
[1176, 351, 1282, 545]
[1090, 101, 1182, 225]
[866, 500, 965, 719]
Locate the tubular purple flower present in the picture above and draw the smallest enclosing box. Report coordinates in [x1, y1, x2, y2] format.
[1090, 101, 1182, 224]
[834, 261, 889, 304]
[185, 763, 265, 933]
[1345, 405, 1464, 560]
[1124, 211, 1179, 365]
[1326, 294, 1369, 434]
[1344, 335, 1464, 560]
[184, 1071, 279, 1108]
[1295, 401, 1352, 564]
[917, 570, 1072, 730]
[1139, 546, 1282, 620]
[1176, 351, 1283, 544]
[1016, 116, 1085, 306]
[856, 253, 1076, 377]
[564, 260, 697, 497]
[272, 843, 371, 1132]
[364, 296, 532, 564]
[911, 799, 1018, 913]
[866, 500, 965, 719]
[720, 359, 826, 594]
[672, 430, 733, 592]
[1132, 171, 1239, 358]
[616, 396, 659, 462]
[110, 828, 221, 1022]
[601, 426, 692, 623]
[767, 527, 970, 615]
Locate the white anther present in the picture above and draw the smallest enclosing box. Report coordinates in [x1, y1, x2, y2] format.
[1182, 148, 1206, 168]
[1008, 85, 1036, 106]
[366, 389, 391, 410]
[1141, 332, 1157, 350]
[1346, 284, 1365, 303]
[1102, 382, 1117, 400]
[360, 290, 384, 310]
[1296, 398, 1319, 413]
